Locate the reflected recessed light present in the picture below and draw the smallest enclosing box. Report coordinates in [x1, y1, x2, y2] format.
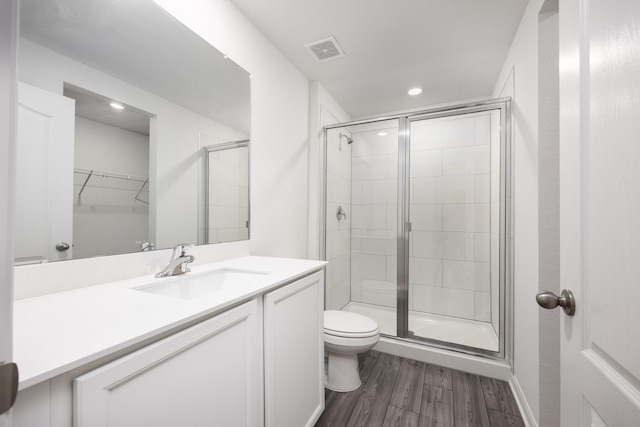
[110, 102, 125, 110]
[378, 131, 388, 137]
[407, 86, 423, 96]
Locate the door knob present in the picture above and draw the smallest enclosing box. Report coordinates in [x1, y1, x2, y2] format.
[55, 242, 70, 251]
[536, 289, 576, 316]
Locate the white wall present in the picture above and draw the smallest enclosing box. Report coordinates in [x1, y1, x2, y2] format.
[308, 82, 351, 261]
[492, 0, 545, 424]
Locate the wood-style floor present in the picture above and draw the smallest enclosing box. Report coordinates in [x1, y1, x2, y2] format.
[316, 350, 525, 427]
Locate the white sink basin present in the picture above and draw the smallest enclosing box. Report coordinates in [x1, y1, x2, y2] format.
[134, 268, 269, 300]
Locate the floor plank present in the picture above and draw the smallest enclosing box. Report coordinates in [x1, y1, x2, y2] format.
[389, 358, 426, 413]
[420, 384, 453, 427]
[479, 376, 520, 415]
[418, 384, 454, 427]
[487, 409, 526, 427]
[382, 405, 420, 427]
[451, 370, 491, 427]
[346, 352, 401, 427]
[424, 364, 453, 390]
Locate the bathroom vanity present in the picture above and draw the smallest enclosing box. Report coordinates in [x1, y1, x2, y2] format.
[11, 256, 326, 427]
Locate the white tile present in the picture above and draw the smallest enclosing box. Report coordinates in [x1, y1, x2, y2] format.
[387, 154, 398, 179]
[441, 176, 475, 203]
[350, 277, 363, 302]
[411, 284, 475, 319]
[409, 257, 442, 286]
[360, 279, 397, 308]
[387, 256, 397, 282]
[491, 233, 499, 267]
[443, 232, 475, 261]
[474, 233, 491, 263]
[474, 291, 491, 321]
[411, 149, 443, 177]
[475, 204, 491, 232]
[411, 204, 442, 231]
[412, 176, 442, 204]
[372, 179, 397, 204]
[386, 204, 398, 230]
[475, 262, 491, 291]
[491, 170, 500, 202]
[362, 236, 396, 255]
[352, 253, 387, 281]
[490, 201, 499, 232]
[411, 231, 443, 258]
[475, 174, 490, 203]
[443, 204, 475, 232]
[351, 204, 387, 229]
[351, 181, 362, 205]
[443, 260, 476, 290]
[411, 116, 475, 150]
[351, 235, 362, 253]
[359, 180, 373, 204]
[475, 115, 491, 146]
[352, 155, 388, 180]
[442, 146, 475, 176]
[474, 145, 491, 174]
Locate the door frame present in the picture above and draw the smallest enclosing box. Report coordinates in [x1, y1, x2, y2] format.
[0, 0, 18, 424]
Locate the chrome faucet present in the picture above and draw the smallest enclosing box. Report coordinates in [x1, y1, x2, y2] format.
[155, 244, 195, 278]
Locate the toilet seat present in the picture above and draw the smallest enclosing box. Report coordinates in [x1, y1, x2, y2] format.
[324, 310, 379, 338]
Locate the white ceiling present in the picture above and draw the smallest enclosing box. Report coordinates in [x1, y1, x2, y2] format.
[231, 0, 528, 119]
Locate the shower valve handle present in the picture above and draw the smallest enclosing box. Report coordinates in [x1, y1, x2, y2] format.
[536, 289, 576, 316]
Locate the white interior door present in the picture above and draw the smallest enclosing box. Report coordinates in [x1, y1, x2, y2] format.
[15, 83, 75, 263]
[559, 0, 640, 425]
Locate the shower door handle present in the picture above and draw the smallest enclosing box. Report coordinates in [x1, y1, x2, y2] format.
[536, 289, 576, 316]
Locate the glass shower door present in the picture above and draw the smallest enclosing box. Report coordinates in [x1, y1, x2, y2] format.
[324, 120, 400, 336]
[405, 107, 504, 352]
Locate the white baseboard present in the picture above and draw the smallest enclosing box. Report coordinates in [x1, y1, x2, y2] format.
[509, 375, 538, 427]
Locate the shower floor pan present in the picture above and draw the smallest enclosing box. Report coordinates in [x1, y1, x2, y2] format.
[343, 301, 499, 352]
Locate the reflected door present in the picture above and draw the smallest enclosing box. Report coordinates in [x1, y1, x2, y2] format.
[15, 83, 75, 263]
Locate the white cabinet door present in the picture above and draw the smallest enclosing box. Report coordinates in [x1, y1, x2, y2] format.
[74, 300, 259, 427]
[264, 271, 325, 427]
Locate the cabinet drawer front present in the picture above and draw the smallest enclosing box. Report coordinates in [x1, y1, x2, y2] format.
[74, 300, 259, 427]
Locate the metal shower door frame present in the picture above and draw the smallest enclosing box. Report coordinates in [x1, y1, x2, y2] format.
[322, 97, 512, 363]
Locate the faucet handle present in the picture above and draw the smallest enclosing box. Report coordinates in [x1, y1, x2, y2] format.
[172, 243, 194, 258]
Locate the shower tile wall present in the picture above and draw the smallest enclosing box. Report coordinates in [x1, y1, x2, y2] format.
[325, 131, 352, 310]
[409, 113, 496, 322]
[350, 130, 398, 308]
[206, 148, 249, 243]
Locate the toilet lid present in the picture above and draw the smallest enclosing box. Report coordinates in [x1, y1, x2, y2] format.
[324, 310, 379, 338]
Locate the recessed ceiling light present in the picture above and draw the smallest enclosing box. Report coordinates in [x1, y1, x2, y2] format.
[378, 131, 388, 136]
[407, 86, 423, 96]
[110, 102, 125, 110]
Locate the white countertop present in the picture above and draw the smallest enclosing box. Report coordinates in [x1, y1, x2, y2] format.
[14, 256, 326, 390]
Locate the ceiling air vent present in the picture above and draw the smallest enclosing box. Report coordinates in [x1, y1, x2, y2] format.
[304, 36, 345, 62]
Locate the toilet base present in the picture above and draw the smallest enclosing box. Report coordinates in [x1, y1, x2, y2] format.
[325, 352, 361, 392]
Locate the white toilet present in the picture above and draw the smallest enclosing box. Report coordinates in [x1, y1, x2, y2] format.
[323, 310, 380, 392]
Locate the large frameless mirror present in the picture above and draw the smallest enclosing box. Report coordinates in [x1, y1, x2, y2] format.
[15, 0, 251, 264]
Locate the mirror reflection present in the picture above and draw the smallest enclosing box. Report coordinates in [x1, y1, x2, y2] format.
[203, 142, 250, 244]
[15, 0, 251, 264]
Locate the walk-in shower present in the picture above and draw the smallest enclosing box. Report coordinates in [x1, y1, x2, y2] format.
[322, 99, 511, 359]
